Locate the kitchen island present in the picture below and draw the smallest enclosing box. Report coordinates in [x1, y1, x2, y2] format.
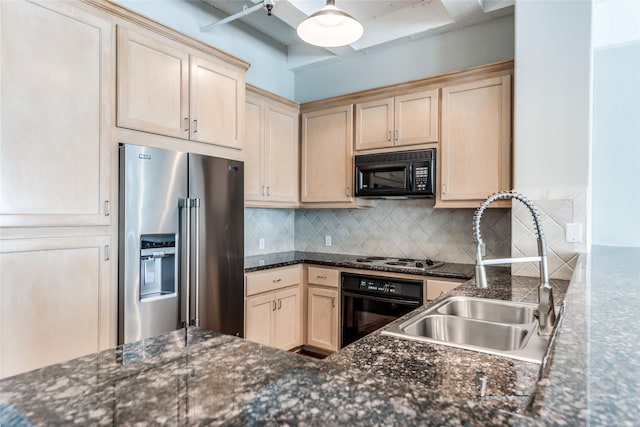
[1, 247, 637, 425]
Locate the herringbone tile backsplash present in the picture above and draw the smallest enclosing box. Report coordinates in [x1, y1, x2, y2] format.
[245, 200, 511, 263]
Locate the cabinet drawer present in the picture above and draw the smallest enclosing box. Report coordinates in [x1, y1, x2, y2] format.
[246, 265, 301, 296]
[307, 267, 340, 288]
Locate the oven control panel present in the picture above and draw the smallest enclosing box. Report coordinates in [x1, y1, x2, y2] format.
[358, 279, 397, 294]
[342, 273, 423, 300]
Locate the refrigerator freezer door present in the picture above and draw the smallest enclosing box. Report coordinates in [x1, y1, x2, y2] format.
[119, 144, 188, 344]
[188, 154, 244, 337]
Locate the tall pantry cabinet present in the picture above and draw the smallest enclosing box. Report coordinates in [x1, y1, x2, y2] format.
[0, 0, 249, 379]
[0, 0, 114, 379]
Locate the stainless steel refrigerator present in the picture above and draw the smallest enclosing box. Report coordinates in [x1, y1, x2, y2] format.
[118, 144, 244, 344]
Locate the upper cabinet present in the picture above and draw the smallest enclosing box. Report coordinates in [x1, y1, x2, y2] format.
[437, 75, 512, 208]
[355, 89, 438, 152]
[300, 105, 357, 206]
[245, 89, 299, 207]
[0, 0, 113, 227]
[117, 27, 245, 150]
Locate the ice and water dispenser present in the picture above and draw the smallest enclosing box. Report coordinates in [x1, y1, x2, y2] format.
[139, 234, 177, 300]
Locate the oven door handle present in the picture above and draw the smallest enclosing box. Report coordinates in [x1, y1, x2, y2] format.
[342, 291, 421, 306]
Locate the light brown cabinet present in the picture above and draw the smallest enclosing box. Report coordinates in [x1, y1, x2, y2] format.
[437, 75, 512, 208]
[355, 89, 438, 151]
[0, 235, 112, 379]
[0, 0, 112, 227]
[244, 266, 302, 351]
[425, 278, 465, 302]
[305, 266, 340, 352]
[117, 27, 245, 149]
[300, 105, 357, 206]
[245, 90, 299, 206]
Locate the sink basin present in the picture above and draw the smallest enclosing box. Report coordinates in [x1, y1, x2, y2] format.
[382, 296, 555, 363]
[436, 296, 537, 324]
[402, 314, 530, 352]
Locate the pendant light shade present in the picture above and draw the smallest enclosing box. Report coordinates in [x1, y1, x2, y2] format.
[297, 0, 363, 48]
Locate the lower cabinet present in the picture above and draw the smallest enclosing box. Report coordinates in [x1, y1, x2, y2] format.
[244, 266, 302, 351]
[0, 235, 112, 379]
[305, 266, 340, 353]
[306, 286, 339, 352]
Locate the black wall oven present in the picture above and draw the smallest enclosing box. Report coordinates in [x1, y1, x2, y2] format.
[341, 273, 423, 348]
[354, 149, 435, 198]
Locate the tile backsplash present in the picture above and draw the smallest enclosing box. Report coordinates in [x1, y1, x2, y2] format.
[245, 208, 295, 256]
[511, 187, 588, 280]
[245, 200, 511, 264]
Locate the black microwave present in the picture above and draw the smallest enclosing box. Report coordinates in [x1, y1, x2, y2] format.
[354, 149, 435, 198]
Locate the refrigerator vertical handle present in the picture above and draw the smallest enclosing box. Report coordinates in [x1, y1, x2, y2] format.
[192, 198, 201, 327]
[179, 198, 191, 329]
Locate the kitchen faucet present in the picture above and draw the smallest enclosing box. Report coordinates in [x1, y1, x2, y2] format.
[473, 191, 556, 335]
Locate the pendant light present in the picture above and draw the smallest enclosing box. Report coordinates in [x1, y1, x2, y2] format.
[296, 0, 364, 48]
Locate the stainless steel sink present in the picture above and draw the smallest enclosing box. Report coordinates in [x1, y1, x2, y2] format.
[402, 315, 530, 352]
[382, 296, 555, 363]
[436, 296, 537, 324]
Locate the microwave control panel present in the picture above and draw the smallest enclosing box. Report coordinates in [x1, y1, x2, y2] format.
[415, 166, 430, 191]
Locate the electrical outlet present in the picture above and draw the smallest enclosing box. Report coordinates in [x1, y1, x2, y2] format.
[259, 238, 265, 249]
[325, 235, 332, 247]
[565, 223, 582, 243]
[480, 242, 486, 257]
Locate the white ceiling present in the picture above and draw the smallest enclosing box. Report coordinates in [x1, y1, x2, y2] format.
[198, 0, 514, 71]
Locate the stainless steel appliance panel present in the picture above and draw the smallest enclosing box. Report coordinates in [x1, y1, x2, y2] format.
[118, 145, 188, 344]
[188, 154, 244, 337]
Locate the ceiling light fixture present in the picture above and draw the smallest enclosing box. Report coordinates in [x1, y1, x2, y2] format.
[296, 0, 363, 48]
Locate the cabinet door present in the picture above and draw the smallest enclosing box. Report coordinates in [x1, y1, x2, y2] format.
[439, 76, 511, 206]
[117, 26, 189, 139]
[190, 55, 245, 149]
[264, 103, 299, 203]
[395, 89, 439, 147]
[0, 0, 112, 227]
[354, 97, 394, 150]
[301, 105, 354, 203]
[306, 287, 339, 352]
[0, 235, 112, 379]
[273, 287, 301, 351]
[244, 96, 265, 202]
[245, 293, 274, 346]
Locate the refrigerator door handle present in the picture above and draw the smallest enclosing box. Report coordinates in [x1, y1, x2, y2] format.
[192, 197, 201, 327]
[179, 198, 191, 329]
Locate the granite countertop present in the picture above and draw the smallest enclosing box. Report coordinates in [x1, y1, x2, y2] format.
[244, 250, 476, 280]
[1, 247, 638, 425]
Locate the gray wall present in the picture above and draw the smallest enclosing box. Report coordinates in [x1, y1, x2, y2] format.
[592, 41, 640, 247]
[294, 15, 514, 103]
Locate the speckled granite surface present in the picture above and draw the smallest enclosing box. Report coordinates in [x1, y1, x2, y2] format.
[2, 247, 637, 425]
[244, 250, 476, 280]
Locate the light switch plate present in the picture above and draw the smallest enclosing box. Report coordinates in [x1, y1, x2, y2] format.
[325, 235, 332, 247]
[565, 223, 582, 243]
[259, 238, 265, 249]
